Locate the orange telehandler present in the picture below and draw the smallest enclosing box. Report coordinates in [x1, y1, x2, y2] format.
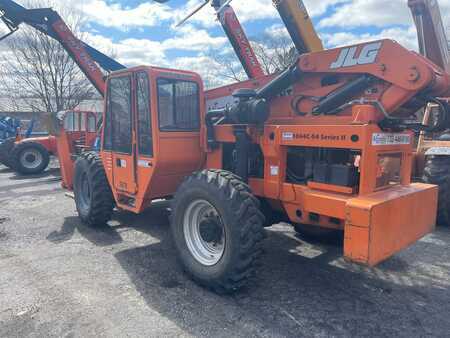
[0, 116, 58, 175]
[3, 0, 449, 293]
[0, 0, 125, 175]
[77, 42, 449, 293]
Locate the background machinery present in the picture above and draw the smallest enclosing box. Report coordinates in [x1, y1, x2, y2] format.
[1, 0, 448, 293]
[0, 115, 22, 140]
[172, 0, 323, 81]
[0, 0, 126, 174]
[272, 0, 323, 54]
[169, 0, 266, 79]
[0, 115, 29, 168]
[408, 0, 450, 226]
[0, 116, 57, 174]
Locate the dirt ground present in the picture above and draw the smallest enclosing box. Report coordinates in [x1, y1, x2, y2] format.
[0, 162, 449, 337]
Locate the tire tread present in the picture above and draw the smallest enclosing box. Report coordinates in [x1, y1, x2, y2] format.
[74, 151, 114, 226]
[172, 169, 265, 293]
[423, 155, 450, 226]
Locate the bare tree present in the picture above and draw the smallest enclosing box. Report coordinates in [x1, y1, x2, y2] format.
[0, 0, 96, 114]
[252, 34, 298, 74]
[207, 49, 247, 84]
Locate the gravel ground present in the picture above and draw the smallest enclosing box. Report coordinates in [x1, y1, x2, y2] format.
[0, 162, 449, 337]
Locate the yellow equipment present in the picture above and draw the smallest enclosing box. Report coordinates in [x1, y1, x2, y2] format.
[273, 0, 324, 53]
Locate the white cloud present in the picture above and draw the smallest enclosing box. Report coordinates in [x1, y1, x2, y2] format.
[319, 0, 413, 28]
[77, 0, 172, 30]
[78, 0, 280, 31]
[162, 25, 227, 51]
[171, 0, 278, 28]
[264, 24, 290, 39]
[319, 0, 450, 29]
[76, 0, 353, 32]
[84, 24, 229, 68]
[85, 33, 166, 66]
[322, 26, 419, 50]
[172, 0, 349, 29]
[303, 0, 351, 17]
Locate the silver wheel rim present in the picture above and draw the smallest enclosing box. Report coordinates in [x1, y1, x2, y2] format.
[20, 149, 43, 170]
[183, 199, 225, 266]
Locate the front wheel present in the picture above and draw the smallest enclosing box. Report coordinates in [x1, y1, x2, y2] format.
[73, 152, 114, 226]
[171, 170, 265, 293]
[11, 141, 50, 175]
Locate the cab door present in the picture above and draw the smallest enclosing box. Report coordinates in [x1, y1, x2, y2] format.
[106, 73, 137, 194]
[134, 71, 155, 202]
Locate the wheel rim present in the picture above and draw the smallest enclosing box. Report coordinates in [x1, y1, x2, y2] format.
[20, 149, 43, 170]
[79, 172, 91, 210]
[183, 199, 225, 266]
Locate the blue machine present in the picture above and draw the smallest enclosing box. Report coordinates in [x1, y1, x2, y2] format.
[0, 116, 20, 140]
[0, 116, 35, 141]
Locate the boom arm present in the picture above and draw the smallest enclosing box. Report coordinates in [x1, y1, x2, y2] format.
[0, 0, 126, 96]
[212, 1, 265, 79]
[213, 0, 324, 78]
[408, 0, 450, 73]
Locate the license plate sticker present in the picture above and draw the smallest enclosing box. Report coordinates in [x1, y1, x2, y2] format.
[372, 133, 411, 146]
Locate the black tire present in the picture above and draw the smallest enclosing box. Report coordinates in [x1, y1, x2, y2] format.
[422, 155, 450, 226]
[11, 141, 50, 175]
[73, 151, 114, 227]
[0, 138, 16, 169]
[171, 169, 265, 293]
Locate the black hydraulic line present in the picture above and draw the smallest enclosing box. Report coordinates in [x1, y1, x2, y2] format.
[380, 96, 450, 132]
[312, 75, 373, 115]
[256, 63, 302, 100]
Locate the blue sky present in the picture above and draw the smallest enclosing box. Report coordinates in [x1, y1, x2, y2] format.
[16, 0, 450, 87]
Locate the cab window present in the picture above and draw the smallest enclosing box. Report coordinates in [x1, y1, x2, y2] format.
[157, 78, 200, 131]
[137, 72, 153, 157]
[104, 76, 132, 153]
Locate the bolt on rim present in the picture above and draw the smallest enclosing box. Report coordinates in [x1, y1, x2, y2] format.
[20, 149, 43, 169]
[183, 199, 226, 266]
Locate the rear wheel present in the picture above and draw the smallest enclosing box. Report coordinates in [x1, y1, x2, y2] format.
[171, 170, 265, 293]
[73, 152, 114, 226]
[423, 155, 450, 226]
[11, 141, 50, 175]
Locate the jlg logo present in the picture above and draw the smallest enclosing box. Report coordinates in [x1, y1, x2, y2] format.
[330, 42, 382, 69]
